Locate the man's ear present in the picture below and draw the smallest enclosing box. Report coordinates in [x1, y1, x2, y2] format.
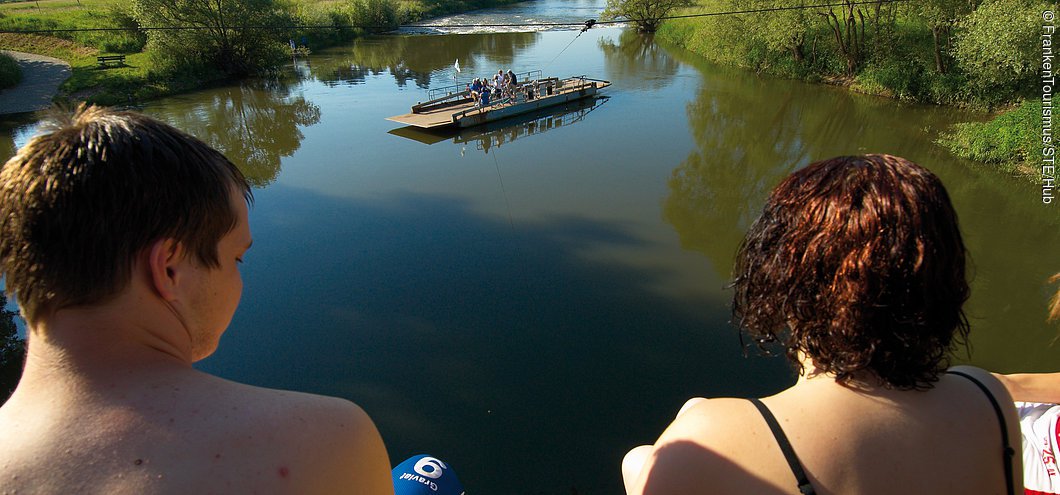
[147, 238, 186, 301]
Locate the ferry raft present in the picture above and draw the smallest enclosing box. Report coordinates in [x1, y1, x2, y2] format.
[387, 71, 611, 130]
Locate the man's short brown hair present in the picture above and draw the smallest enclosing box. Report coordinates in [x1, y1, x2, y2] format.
[732, 154, 968, 390]
[0, 104, 252, 323]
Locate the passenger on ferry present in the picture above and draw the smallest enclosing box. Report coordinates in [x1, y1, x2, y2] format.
[479, 86, 491, 107]
[469, 78, 483, 100]
[622, 154, 1022, 495]
[494, 70, 505, 94]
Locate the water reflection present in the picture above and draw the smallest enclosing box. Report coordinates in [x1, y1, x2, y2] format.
[309, 33, 540, 89]
[662, 44, 1060, 370]
[0, 294, 24, 403]
[147, 76, 321, 187]
[387, 95, 609, 153]
[599, 31, 679, 90]
[0, 113, 42, 163]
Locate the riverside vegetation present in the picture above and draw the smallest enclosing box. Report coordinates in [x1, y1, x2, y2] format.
[0, 0, 520, 105]
[0, 52, 21, 89]
[613, 0, 1046, 174]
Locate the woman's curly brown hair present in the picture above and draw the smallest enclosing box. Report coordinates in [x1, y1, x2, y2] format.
[732, 155, 969, 390]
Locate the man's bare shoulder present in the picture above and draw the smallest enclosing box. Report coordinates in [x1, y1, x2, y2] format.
[179, 374, 395, 494]
[0, 372, 393, 495]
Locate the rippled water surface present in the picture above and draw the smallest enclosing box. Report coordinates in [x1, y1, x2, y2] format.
[2, 1, 1057, 492]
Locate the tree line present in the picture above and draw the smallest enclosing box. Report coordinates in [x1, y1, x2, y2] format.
[610, 0, 1044, 107]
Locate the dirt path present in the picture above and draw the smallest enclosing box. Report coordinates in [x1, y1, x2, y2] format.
[0, 50, 71, 115]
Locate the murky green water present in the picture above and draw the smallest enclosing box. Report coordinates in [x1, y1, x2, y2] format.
[2, 3, 1057, 491]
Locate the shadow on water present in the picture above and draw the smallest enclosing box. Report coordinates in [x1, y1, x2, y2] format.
[308, 33, 541, 89]
[145, 76, 321, 187]
[199, 184, 791, 494]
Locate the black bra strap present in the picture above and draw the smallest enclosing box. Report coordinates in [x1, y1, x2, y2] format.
[946, 370, 1017, 495]
[749, 398, 817, 495]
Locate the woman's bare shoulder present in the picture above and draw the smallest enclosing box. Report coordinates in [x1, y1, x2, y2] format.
[630, 397, 787, 494]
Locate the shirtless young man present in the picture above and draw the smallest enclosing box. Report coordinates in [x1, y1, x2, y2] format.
[0, 105, 393, 494]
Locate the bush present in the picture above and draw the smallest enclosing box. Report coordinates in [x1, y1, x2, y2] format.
[294, 3, 358, 49]
[99, 5, 147, 54]
[0, 52, 21, 89]
[856, 58, 924, 100]
[937, 99, 1041, 168]
[350, 0, 399, 33]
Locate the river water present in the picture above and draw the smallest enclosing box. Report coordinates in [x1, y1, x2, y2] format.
[1, 1, 1058, 492]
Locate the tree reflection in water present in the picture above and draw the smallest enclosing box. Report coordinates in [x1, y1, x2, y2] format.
[309, 32, 540, 89]
[0, 294, 24, 403]
[659, 47, 881, 279]
[599, 30, 679, 90]
[149, 75, 321, 187]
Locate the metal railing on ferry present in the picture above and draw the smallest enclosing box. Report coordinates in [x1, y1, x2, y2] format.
[453, 74, 603, 120]
[427, 70, 543, 101]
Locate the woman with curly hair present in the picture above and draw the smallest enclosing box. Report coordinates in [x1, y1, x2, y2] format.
[623, 155, 1022, 495]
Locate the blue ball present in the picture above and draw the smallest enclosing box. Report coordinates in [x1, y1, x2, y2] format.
[393, 454, 465, 495]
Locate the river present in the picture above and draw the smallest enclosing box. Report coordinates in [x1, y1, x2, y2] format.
[1, 1, 1057, 492]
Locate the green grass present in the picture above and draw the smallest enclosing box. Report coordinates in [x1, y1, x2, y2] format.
[0, 52, 22, 89]
[937, 100, 1042, 175]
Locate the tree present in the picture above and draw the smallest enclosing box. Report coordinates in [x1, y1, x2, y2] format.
[954, 0, 1044, 96]
[132, 0, 295, 76]
[907, 0, 976, 74]
[746, 0, 815, 64]
[602, 0, 694, 33]
[818, 0, 867, 74]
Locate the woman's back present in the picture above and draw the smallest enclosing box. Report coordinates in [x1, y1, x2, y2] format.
[623, 156, 1022, 494]
[633, 367, 1019, 494]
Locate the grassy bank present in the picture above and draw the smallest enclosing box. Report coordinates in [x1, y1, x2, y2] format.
[0, 0, 521, 106]
[936, 100, 1041, 176]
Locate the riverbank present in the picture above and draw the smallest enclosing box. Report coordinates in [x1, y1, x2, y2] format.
[652, 0, 1043, 176]
[0, 0, 522, 107]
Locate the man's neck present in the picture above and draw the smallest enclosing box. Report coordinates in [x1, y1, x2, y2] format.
[19, 292, 196, 389]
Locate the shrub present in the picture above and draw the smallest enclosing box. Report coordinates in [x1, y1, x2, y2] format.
[856, 58, 924, 100]
[937, 99, 1041, 167]
[0, 52, 21, 89]
[350, 0, 399, 33]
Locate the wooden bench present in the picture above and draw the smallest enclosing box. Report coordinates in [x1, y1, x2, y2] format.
[96, 55, 125, 69]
